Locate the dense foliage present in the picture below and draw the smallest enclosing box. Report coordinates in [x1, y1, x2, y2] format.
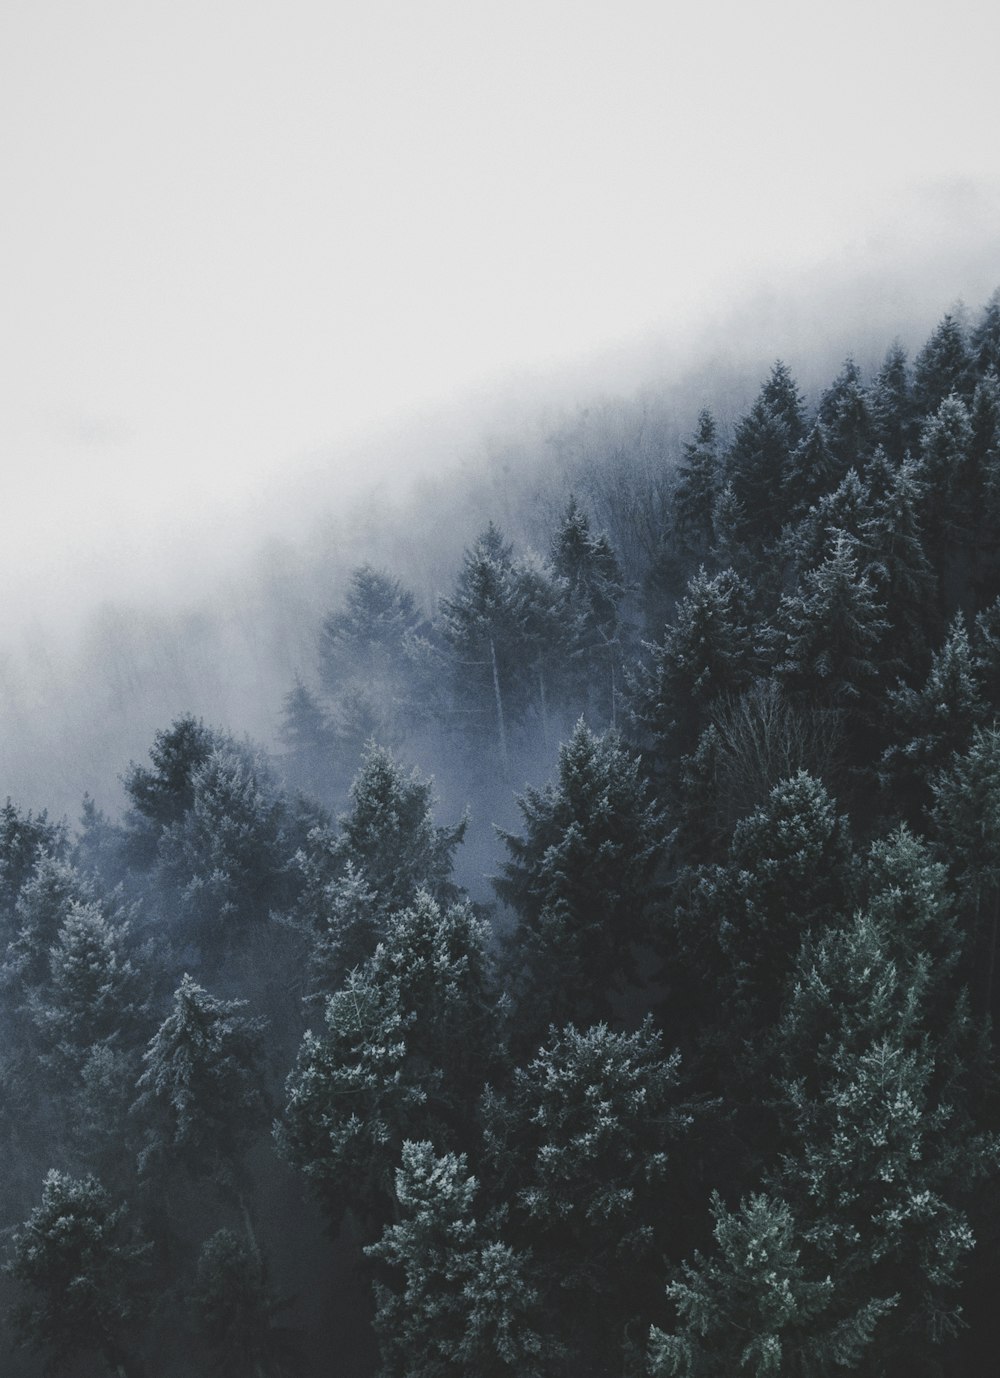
[3, 290, 1000, 1375]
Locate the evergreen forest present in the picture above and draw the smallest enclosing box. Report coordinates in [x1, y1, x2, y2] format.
[6, 289, 1000, 1378]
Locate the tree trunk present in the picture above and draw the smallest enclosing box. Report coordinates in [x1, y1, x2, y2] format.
[537, 658, 550, 752]
[489, 636, 510, 778]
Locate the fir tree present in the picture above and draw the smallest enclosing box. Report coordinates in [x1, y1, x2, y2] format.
[279, 894, 502, 1230]
[869, 340, 913, 462]
[134, 974, 269, 1183]
[649, 1190, 893, 1378]
[913, 312, 971, 415]
[192, 1229, 299, 1378]
[366, 1142, 550, 1378]
[6, 1170, 151, 1377]
[672, 410, 720, 557]
[495, 721, 666, 1035]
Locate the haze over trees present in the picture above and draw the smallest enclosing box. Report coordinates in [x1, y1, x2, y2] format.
[3, 288, 1000, 1375]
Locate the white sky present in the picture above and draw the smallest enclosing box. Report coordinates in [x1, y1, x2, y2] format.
[2, 0, 999, 618]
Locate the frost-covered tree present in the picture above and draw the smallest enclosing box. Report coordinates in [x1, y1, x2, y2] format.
[279, 893, 502, 1229]
[366, 1141, 551, 1378]
[913, 312, 971, 415]
[648, 1191, 893, 1378]
[868, 340, 913, 462]
[495, 721, 666, 1034]
[133, 974, 269, 1183]
[483, 1020, 689, 1368]
[192, 1228, 299, 1378]
[290, 743, 466, 987]
[6, 1170, 150, 1377]
[769, 909, 991, 1357]
[630, 567, 756, 774]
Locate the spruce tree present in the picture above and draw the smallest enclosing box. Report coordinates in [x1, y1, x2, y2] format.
[495, 721, 666, 1035]
[366, 1141, 550, 1378]
[6, 1170, 151, 1377]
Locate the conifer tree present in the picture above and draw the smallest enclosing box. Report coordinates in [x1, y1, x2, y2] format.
[495, 721, 666, 1035]
[279, 894, 502, 1229]
[913, 312, 971, 415]
[869, 340, 913, 462]
[483, 1020, 689, 1367]
[883, 613, 985, 812]
[929, 725, 1000, 1019]
[291, 742, 466, 980]
[726, 362, 805, 546]
[772, 533, 889, 737]
[318, 563, 423, 698]
[134, 974, 269, 1183]
[818, 356, 873, 472]
[770, 909, 990, 1358]
[6, 1170, 151, 1377]
[630, 566, 756, 774]
[649, 1190, 893, 1378]
[672, 410, 720, 557]
[192, 1229, 299, 1378]
[366, 1141, 550, 1378]
[784, 422, 840, 518]
[549, 498, 625, 724]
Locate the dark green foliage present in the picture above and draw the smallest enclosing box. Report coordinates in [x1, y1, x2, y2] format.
[672, 410, 719, 557]
[772, 533, 889, 730]
[6, 1171, 150, 1375]
[818, 356, 874, 472]
[769, 907, 991, 1353]
[279, 893, 502, 1229]
[869, 340, 913, 462]
[913, 312, 971, 415]
[495, 721, 666, 1033]
[630, 566, 756, 774]
[726, 362, 805, 544]
[483, 1020, 690, 1368]
[192, 1229, 299, 1378]
[649, 1190, 893, 1377]
[367, 1142, 550, 1378]
[134, 974, 269, 1181]
[290, 743, 467, 989]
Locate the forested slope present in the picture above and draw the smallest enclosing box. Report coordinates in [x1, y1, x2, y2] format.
[3, 289, 1000, 1376]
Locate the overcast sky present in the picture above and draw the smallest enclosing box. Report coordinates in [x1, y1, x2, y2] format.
[2, 0, 999, 620]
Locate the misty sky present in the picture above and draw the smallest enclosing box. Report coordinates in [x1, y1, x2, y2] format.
[2, 0, 999, 616]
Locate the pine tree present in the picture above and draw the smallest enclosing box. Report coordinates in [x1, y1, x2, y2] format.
[122, 715, 217, 866]
[134, 974, 269, 1183]
[672, 410, 720, 557]
[366, 1142, 550, 1378]
[0, 799, 69, 927]
[6, 1170, 151, 1377]
[784, 422, 840, 518]
[818, 356, 873, 472]
[630, 566, 756, 775]
[550, 498, 625, 725]
[929, 725, 1000, 1019]
[726, 362, 805, 546]
[769, 908, 991, 1357]
[913, 312, 972, 415]
[279, 677, 336, 799]
[279, 894, 502, 1229]
[860, 454, 937, 674]
[772, 533, 889, 735]
[192, 1229, 299, 1378]
[970, 289, 1000, 376]
[649, 1190, 893, 1377]
[318, 563, 423, 695]
[35, 899, 146, 1073]
[883, 613, 985, 813]
[439, 523, 530, 770]
[483, 1020, 689, 1368]
[495, 721, 666, 1035]
[869, 340, 913, 462]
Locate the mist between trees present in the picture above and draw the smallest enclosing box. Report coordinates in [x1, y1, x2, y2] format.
[3, 283, 1000, 1375]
